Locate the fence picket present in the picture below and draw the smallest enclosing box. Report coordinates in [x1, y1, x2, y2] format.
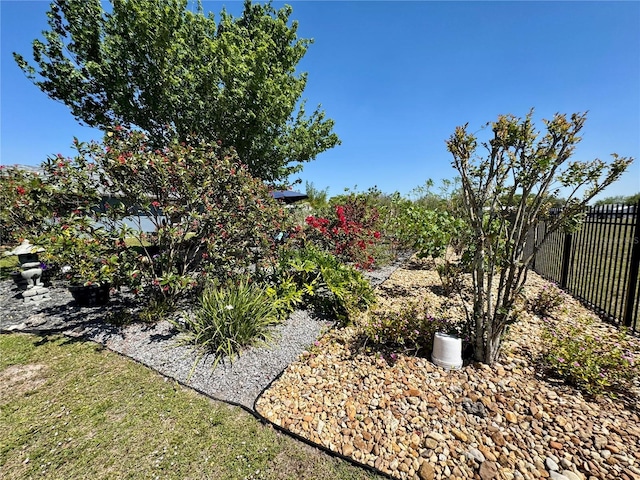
[531, 202, 639, 334]
[623, 201, 640, 328]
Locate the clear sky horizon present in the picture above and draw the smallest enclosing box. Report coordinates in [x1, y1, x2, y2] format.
[2, 1, 639, 202]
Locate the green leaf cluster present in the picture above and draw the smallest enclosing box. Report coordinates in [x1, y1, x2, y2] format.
[275, 245, 376, 323]
[527, 282, 566, 317]
[39, 214, 122, 286]
[0, 166, 51, 244]
[541, 316, 640, 397]
[364, 301, 468, 357]
[385, 193, 467, 260]
[594, 193, 640, 206]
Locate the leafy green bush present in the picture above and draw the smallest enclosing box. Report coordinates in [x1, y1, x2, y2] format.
[1, 158, 105, 247]
[364, 302, 468, 356]
[383, 193, 467, 260]
[541, 316, 639, 396]
[0, 166, 39, 244]
[176, 276, 281, 370]
[265, 273, 305, 319]
[0, 254, 19, 280]
[35, 128, 289, 310]
[528, 283, 566, 317]
[39, 214, 123, 287]
[304, 181, 330, 210]
[276, 245, 376, 322]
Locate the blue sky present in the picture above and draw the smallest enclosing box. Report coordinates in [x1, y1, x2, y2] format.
[2, 1, 639, 201]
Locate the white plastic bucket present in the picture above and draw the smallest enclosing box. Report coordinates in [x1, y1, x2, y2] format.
[431, 332, 463, 370]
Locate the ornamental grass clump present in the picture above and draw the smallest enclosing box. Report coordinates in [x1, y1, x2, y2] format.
[541, 316, 640, 397]
[176, 276, 281, 372]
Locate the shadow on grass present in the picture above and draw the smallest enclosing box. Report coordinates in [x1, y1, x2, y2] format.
[30, 331, 106, 351]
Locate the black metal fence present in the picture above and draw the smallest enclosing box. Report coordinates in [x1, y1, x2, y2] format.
[528, 201, 640, 334]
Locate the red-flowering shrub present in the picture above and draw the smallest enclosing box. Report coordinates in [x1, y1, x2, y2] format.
[0, 165, 52, 244]
[303, 198, 382, 270]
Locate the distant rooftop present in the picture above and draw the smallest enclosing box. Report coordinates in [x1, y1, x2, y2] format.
[1, 164, 44, 175]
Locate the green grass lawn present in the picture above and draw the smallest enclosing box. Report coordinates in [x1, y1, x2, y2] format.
[567, 220, 637, 327]
[0, 255, 19, 280]
[0, 333, 381, 480]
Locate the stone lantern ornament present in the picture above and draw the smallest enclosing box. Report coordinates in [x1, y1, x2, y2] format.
[4, 240, 51, 304]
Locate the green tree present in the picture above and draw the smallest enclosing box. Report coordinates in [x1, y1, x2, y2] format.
[500, 192, 566, 210]
[410, 178, 463, 213]
[304, 181, 329, 210]
[594, 193, 640, 205]
[14, 0, 339, 182]
[447, 111, 633, 364]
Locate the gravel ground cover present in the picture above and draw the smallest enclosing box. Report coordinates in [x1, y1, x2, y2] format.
[0, 253, 408, 410]
[3, 252, 639, 480]
[256, 257, 640, 480]
[0, 285, 331, 408]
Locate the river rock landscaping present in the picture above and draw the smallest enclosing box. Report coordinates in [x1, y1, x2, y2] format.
[256, 256, 640, 480]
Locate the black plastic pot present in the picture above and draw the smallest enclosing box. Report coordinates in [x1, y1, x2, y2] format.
[68, 283, 111, 307]
[17, 253, 39, 264]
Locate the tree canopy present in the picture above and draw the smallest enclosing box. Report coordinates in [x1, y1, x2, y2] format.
[14, 0, 340, 183]
[594, 193, 640, 206]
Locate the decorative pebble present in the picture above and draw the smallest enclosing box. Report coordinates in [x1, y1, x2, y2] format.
[549, 471, 570, 480]
[561, 471, 583, 480]
[546, 457, 560, 471]
[255, 266, 640, 480]
[466, 448, 486, 463]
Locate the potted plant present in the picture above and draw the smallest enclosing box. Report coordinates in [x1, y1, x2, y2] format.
[39, 215, 122, 307]
[66, 257, 117, 307]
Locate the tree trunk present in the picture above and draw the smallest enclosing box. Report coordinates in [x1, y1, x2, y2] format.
[473, 314, 502, 364]
[473, 312, 486, 362]
[484, 334, 501, 365]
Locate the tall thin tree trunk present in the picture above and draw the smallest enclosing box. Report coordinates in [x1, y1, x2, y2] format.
[473, 246, 487, 362]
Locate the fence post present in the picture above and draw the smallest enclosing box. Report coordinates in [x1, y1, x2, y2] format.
[560, 232, 572, 289]
[531, 249, 536, 271]
[531, 223, 538, 270]
[623, 200, 640, 329]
